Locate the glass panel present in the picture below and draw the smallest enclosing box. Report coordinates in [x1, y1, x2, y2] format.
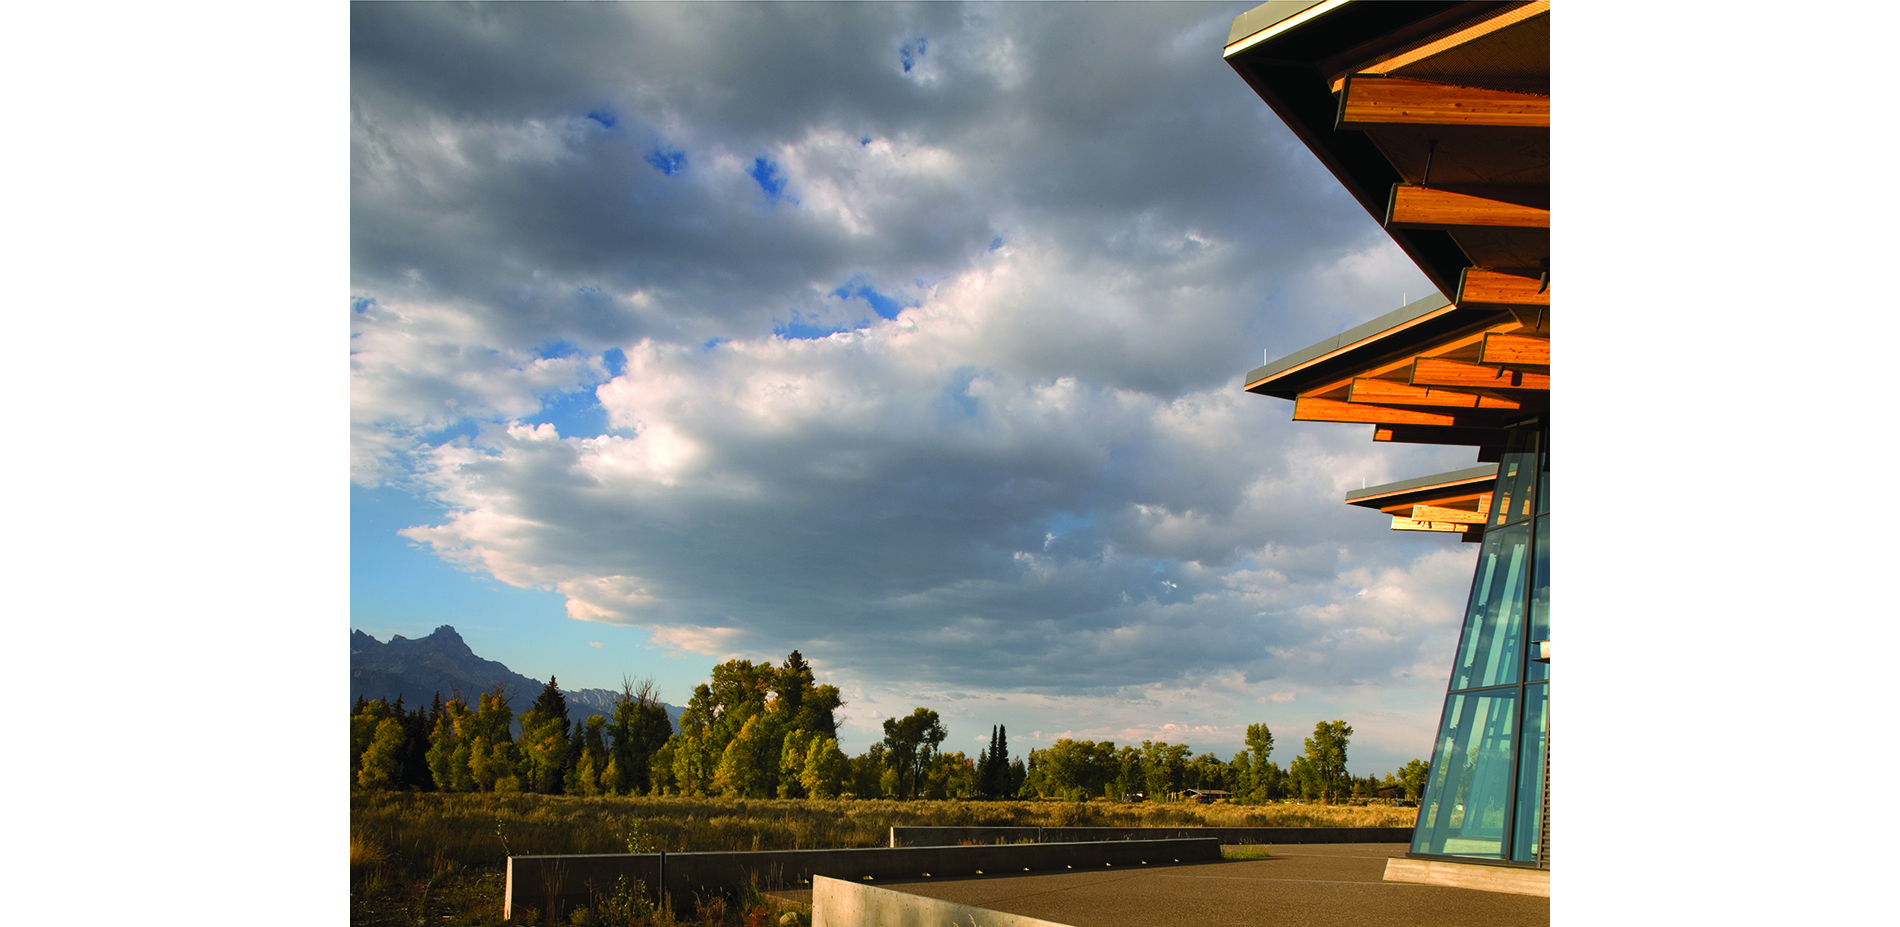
[1513, 683, 1548, 861]
[1528, 513, 1549, 682]
[1491, 426, 1539, 527]
[1412, 689, 1518, 858]
[1536, 430, 1550, 516]
[1451, 523, 1529, 690]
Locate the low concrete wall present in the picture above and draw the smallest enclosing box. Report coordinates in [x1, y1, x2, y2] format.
[1382, 857, 1549, 897]
[506, 838, 1220, 921]
[890, 825, 1415, 847]
[812, 875, 1072, 927]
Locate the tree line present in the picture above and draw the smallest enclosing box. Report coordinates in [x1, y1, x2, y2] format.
[350, 651, 1425, 803]
[1020, 721, 1430, 804]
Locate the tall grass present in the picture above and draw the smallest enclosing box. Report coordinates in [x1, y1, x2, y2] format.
[350, 793, 1414, 925]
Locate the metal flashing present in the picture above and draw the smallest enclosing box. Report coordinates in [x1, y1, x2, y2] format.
[1225, 0, 1344, 58]
[1246, 292, 1452, 389]
[1345, 464, 1497, 505]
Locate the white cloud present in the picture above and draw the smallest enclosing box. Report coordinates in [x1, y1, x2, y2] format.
[350, 3, 1478, 774]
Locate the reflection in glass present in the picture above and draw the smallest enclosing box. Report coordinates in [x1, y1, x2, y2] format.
[1452, 524, 1528, 690]
[1513, 683, 1547, 861]
[1413, 689, 1518, 858]
[1528, 513, 1549, 682]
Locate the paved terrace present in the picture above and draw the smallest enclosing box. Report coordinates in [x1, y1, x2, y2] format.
[777, 844, 1547, 927]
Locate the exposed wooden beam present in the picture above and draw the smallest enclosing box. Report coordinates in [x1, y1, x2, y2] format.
[1338, 76, 1550, 130]
[1386, 185, 1549, 230]
[1390, 516, 1471, 534]
[1411, 504, 1487, 524]
[1377, 491, 1490, 518]
[1458, 268, 1548, 307]
[1480, 333, 1550, 366]
[1373, 425, 1505, 447]
[1410, 357, 1549, 391]
[1350, 377, 1521, 410]
[1294, 397, 1456, 426]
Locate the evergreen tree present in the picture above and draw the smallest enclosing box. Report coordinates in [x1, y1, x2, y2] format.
[400, 698, 435, 790]
[989, 726, 1012, 799]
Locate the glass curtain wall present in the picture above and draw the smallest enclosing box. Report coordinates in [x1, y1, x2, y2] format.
[1412, 420, 1549, 863]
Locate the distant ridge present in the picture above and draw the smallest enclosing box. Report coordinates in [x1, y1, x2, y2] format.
[350, 625, 681, 734]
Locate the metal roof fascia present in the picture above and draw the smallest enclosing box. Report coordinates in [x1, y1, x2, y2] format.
[1245, 292, 1453, 388]
[1225, 0, 1348, 58]
[1344, 464, 1499, 505]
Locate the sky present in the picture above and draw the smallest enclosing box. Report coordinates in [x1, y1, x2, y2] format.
[347, 1, 1499, 776]
[13, 3, 1897, 924]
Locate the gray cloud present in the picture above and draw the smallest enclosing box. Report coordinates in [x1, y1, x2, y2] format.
[352, 2, 1471, 767]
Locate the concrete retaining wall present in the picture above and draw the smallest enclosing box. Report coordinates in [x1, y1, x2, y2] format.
[811, 875, 1071, 927]
[1382, 857, 1549, 897]
[505, 837, 1220, 921]
[889, 825, 1415, 847]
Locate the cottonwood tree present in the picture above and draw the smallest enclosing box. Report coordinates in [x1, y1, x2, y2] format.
[607, 677, 673, 796]
[1243, 723, 1275, 801]
[880, 708, 947, 799]
[1397, 758, 1431, 800]
[800, 737, 848, 798]
[1142, 741, 1191, 800]
[1300, 720, 1354, 804]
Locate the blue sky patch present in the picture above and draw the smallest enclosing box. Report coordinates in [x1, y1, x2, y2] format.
[860, 136, 872, 146]
[602, 346, 626, 378]
[352, 296, 376, 314]
[989, 235, 1004, 251]
[419, 418, 482, 447]
[586, 110, 617, 129]
[749, 156, 789, 200]
[702, 337, 730, 352]
[524, 386, 610, 438]
[774, 310, 857, 340]
[940, 368, 981, 417]
[1048, 511, 1095, 537]
[535, 339, 583, 361]
[646, 148, 686, 175]
[831, 277, 910, 320]
[900, 37, 927, 72]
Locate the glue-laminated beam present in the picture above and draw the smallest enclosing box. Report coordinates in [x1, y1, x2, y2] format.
[1411, 504, 1487, 524]
[1337, 76, 1550, 129]
[1350, 377, 1521, 410]
[1410, 357, 1549, 391]
[1458, 268, 1548, 307]
[1386, 185, 1549, 230]
[1390, 517, 1470, 534]
[1294, 396, 1456, 426]
[1480, 333, 1550, 366]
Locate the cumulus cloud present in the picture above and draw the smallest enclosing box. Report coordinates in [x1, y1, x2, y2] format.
[351, 3, 1475, 768]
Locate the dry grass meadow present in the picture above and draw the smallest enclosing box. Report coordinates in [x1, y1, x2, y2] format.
[350, 793, 1415, 926]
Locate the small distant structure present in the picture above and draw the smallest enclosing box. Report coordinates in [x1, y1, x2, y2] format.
[1180, 789, 1232, 804]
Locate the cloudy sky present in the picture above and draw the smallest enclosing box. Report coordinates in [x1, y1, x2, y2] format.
[349, 1, 1490, 775]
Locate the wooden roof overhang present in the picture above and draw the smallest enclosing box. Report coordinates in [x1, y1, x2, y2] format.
[1227, 0, 1548, 465]
[1224, 1, 1550, 299]
[1345, 464, 1498, 542]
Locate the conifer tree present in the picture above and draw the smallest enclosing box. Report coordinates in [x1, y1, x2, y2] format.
[976, 726, 998, 798]
[994, 726, 1009, 796]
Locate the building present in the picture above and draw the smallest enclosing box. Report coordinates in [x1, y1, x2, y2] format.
[1223, 1, 1549, 868]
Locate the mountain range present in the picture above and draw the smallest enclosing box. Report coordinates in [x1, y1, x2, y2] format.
[350, 624, 682, 733]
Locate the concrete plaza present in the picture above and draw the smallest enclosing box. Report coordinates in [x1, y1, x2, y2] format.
[780, 843, 1548, 927]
